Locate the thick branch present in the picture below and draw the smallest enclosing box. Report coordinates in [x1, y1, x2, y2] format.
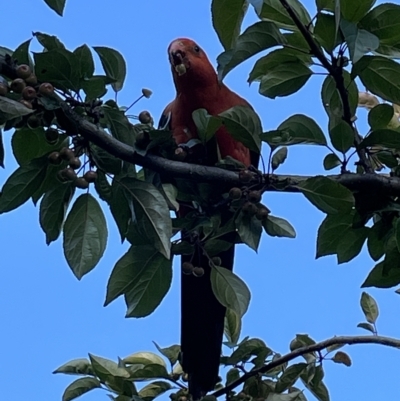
[213, 334, 400, 397]
[279, 0, 373, 173]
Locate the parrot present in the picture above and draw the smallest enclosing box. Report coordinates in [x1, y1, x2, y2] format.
[159, 38, 259, 400]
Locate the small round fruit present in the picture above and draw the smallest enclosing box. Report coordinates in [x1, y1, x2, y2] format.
[138, 110, 152, 124]
[174, 147, 187, 161]
[16, 64, 31, 79]
[256, 206, 270, 221]
[45, 128, 59, 144]
[75, 177, 89, 189]
[22, 86, 37, 100]
[83, 170, 98, 183]
[57, 169, 68, 182]
[242, 201, 258, 216]
[0, 83, 9, 96]
[248, 190, 262, 203]
[27, 114, 40, 127]
[69, 157, 81, 170]
[169, 393, 178, 400]
[193, 267, 205, 277]
[229, 187, 242, 200]
[211, 257, 222, 266]
[59, 147, 75, 161]
[25, 74, 38, 86]
[182, 262, 194, 275]
[20, 99, 33, 109]
[39, 82, 54, 96]
[48, 151, 61, 165]
[11, 78, 26, 93]
[63, 167, 77, 181]
[239, 169, 252, 183]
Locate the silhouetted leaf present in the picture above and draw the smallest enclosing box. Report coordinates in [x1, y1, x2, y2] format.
[263, 215, 296, 238]
[276, 363, 307, 393]
[323, 153, 341, 170]
[39, 182, 75, 244]
[224, 308, 242, 345]
[153, 343, 180, 366]
[368, 104, 395, 130]
[332, 351, 352, 367]
[192, 108, 222, 143]
[0, 96, 33, 121]
[297, 176, 354, 214]
[63, 194, 108, 279]
[362, 261, 400, 288]
[89, 354, 130, 381]
[236, 213, 262, 251]
[217, 21, 285, 80]
[315, 13, 339, 52]
[43, 0, 66, 16]
[212, 0, 248, 50]
[211, 266, 250, 317]
[12, 39, 33, 69]
[53, 358, 93, 376]
[0, 158, 47, 213]
[62, 377, 100, 401]
[138, 381, 173, 401]
[34, 32, 65, 50]
[357, 322, 375, 333]
[329, 121, 354, 153]
[73, 44, 94, 79]
[93, 46, 126, 92]
[81, 75, 109, 100]
[341, 0, 376, 22]
[359, 128, 400, 148]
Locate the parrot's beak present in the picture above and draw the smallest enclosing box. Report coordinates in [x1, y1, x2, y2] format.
[169, 41, 189, 76]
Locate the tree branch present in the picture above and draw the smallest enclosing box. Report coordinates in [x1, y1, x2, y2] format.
[279, 0, 373, 173]
[213, 335, 400, 397]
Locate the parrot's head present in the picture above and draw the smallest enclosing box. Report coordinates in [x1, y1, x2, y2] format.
[168, 38, 216, 88]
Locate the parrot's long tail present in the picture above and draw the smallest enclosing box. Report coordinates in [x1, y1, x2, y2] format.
[180, 244, 235, 400]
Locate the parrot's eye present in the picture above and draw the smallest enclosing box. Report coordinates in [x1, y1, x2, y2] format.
[193, 45, 201, 53]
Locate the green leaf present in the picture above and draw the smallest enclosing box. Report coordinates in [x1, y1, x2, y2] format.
[210, 266, 250, 318]
[321, 73, 358, 122]
[63, 194, 108, 280]
[91, 145, 122, 175]
[359, 128, 400, 149]
[258, 0, 312, 31]
[262, 114, 326, 146]
[356, 56, 400, 105]
[93, 46, 126, 92]
[336, 226, 369, 264]
[43, 0, 66, 16]
[128, 364, 169, 380]
[236, 212, 263, 251]
[0, 158, 47, 213]
[360, 291, 379, 324]
[323, 153, 341, 170]
[204, 239, 233, 256]
[263, 215, 296, 238]
[0, 96, 33, 121]
[340, 19, 380, 63]
[104, 245, 172, 317]
[39, 182, 75, 244]
[89, 354, 130, 381]
[227, 338, 269, 365]
[121, 178, 172, 259]
[123, 352, 166, 368]
[73, 44, 94, 79]
[258, 61, 312, 99]
[192, 108, 222, 143]
[224, 308, 242, 345]
[218, 105, 262, 153]
[297, 176, 354, 214]
[367, 220, 387, 261]
[362, 261, 400, 288]
[94, 170, 112, 202]
[12, 127, 67, 165]
[301, 378, 330, 401]
[271, 146, 288, 170]
[368, 104, 394, 130]
[248, 48, 311, 84]
[226, 368, 240, 385]
[341, 0, 376, 22]
[138, 381, 172, 401]
[275, 363, 307, 393]
[81, 76, 109, 100]
[360, 3, 400, 46]
[103, 106, 136, 146]
[212, 0, 248, 50]
[34, 32, 65, 50]
[34, 48, 80, 91]
[316, 213, 353, 257]
[53, 358, 93, 376]
[357, 322, 375, 333]
[315, 12, 339, 53]
[152, 343, 180, 366]
[332, 351, 352, 367]
[329, 121, 354, 153]
[62, 377, 101, 401]
[12, 39, 33, 70]
[217, 21, 285, 80]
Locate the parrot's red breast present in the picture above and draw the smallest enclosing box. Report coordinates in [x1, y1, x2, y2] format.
[161, 38, 252, 166]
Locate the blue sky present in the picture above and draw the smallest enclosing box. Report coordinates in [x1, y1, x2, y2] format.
[1, 1, 399, 401]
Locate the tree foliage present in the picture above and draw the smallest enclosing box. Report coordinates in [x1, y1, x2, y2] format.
[1, 0, 400, 400]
